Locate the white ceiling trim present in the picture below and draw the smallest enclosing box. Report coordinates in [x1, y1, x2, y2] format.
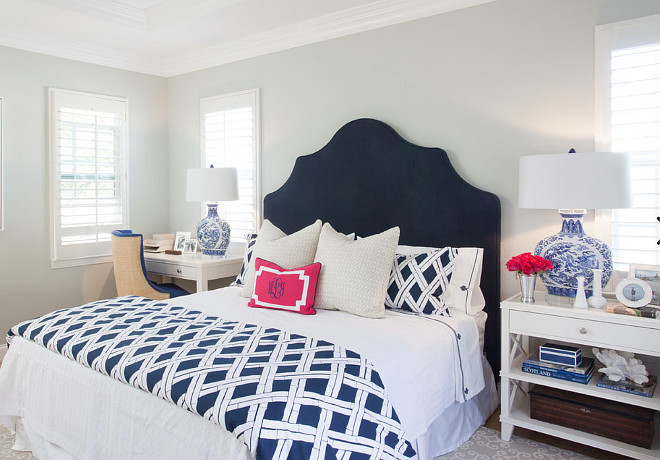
[164, 0, 496, 76]
[36, 0, 149, 30]
[0, 24, 166, 75]
[0, 0, 495, 77]
[146, 0, 245, 31]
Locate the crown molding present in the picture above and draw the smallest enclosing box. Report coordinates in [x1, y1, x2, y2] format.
[36, 0, 149, 30]
[163, 0, 496, 76]
[1, 0, 495, 77]
[0, 25, 166, 75]
[146, 0, 245, 31]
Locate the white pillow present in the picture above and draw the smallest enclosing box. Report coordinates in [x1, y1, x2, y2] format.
[314, 223, 400, 318]
[396, 245, 485, 315]
[443, 247, 485, 315]
[241, 219, 322, 297]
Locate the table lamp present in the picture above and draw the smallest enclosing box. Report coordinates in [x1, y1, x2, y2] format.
[518, 150, 632, 298]
[186, 166, 239, 256]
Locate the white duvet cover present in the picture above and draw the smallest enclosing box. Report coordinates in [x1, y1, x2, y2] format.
[0, 287, 490, 460]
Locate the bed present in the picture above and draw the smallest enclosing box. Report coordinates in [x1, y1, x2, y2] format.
[0, 118, 501, 460]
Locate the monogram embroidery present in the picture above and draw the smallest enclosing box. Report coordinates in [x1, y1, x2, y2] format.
[268, 278, 285, 299]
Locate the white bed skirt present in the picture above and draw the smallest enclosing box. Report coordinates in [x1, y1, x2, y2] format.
[0, 337, 496, 460]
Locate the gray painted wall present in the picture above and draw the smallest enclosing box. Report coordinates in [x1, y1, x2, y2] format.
[2, 0, 660, 337]
[0, 47, 168, 336]
[168, 0, 660, 303]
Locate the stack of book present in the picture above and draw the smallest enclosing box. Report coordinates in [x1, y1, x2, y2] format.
[522, 352, 595, 384]
[143, 233, 175, 252]
[596, 374, 658, 398]
[605, 304, 658, 318]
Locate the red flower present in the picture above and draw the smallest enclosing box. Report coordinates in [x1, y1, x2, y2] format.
[506, 252, 553, 276]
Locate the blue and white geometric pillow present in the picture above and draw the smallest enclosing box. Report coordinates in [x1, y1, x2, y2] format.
[385, 247, 458, 316]
[231, 233, 258, 286]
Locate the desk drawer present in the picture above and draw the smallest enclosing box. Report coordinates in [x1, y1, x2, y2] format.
[509, 310, 657, 354]
[146, 261, 197, 279]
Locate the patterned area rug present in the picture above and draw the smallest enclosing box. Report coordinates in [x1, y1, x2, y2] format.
[0, 426, 35, 459]
[437, 426, 594, 460]
[0, 425, 594, 460]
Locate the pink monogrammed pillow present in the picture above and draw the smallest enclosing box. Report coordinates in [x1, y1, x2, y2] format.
[248, 258, 322, 315]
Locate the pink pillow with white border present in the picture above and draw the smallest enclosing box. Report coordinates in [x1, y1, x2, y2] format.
[248, 258, 322, 315]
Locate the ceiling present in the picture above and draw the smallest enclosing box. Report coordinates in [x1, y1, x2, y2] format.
[0, 0, 494, 77]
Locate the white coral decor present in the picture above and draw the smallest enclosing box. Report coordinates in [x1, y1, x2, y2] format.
[592, 348, 649, 385]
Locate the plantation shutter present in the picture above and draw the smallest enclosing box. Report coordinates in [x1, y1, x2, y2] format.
[596, 15, 660, 270]
[201, 90, 259, 242]
[50, 89, 128, 266]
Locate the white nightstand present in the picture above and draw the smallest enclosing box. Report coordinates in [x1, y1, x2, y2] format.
[500, 293, 660, 460]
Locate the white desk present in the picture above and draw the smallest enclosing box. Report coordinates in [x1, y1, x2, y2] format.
[144, 252, 243, 292]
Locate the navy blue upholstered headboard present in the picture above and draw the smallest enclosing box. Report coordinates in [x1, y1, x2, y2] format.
[263, 119, 501, 376]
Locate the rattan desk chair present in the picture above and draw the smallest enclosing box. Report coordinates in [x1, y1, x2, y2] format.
[111, 230, 189, 300]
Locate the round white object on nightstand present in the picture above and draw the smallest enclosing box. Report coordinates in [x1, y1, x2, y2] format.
[615, 277, 653, 308]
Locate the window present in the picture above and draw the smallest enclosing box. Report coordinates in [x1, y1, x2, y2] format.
[201, 89, 260, 242]
[595, 15, 660, 270]
[49, 88, 128, 267]
[0, 97, 3, 231]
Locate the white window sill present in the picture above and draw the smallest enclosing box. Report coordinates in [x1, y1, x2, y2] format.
[51, 255, 113, 269]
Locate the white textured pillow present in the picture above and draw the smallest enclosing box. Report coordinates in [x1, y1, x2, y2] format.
[314, 223, 400, 318]
[241, 219, 323, 297]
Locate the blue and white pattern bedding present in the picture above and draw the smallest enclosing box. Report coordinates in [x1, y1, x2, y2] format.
[7, 296, 416, 460]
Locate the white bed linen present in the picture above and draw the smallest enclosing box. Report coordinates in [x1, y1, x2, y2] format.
[0, 287, 488, 459]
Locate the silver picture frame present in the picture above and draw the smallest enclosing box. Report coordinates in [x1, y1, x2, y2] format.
[629, 264, 660, 306]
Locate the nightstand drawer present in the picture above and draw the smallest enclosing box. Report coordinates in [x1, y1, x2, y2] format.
[509, 310, 656, 353]
[146, 261, 197, 279]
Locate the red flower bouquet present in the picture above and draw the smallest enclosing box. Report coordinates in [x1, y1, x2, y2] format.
[506, 252, 553, 277]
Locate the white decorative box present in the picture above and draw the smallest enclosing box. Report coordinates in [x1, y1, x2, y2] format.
[539, 343, 582, 367]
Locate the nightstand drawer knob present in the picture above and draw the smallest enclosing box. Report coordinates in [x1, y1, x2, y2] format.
[579, 327, 587, 334]
[176, 268, 182, 274]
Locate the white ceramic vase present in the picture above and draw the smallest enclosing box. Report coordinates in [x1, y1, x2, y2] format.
[574, 276, 588, 309]
[588, 268, 608, 308]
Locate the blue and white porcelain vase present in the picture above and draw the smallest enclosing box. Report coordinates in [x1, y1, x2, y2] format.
[196, 203, 231, 256]
[534, 211, 612, 297]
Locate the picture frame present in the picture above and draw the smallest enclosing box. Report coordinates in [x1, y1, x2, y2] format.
[615, 277, 653, 308]
[629, 264, 660, 306]
[183, 238, 198, 254]
[174, 231, 191, 251]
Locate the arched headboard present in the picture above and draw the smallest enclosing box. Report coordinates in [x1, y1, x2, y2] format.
[263, 118, 501, 376]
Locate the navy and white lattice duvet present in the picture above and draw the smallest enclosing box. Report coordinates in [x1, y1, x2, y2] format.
[7, 296, 415, 460]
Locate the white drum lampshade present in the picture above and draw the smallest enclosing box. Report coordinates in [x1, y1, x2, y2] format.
[518, 151, 632, 298]
[186, 167, 239, 256]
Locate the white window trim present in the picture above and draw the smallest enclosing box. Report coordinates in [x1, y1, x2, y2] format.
[594, 14, 660, 272]
[49, 88, 129, 268]
[200, 88, 261, 244]
[0, 97, 3, 232]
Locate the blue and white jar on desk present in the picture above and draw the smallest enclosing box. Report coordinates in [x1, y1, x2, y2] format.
[196, 203, 231, 256]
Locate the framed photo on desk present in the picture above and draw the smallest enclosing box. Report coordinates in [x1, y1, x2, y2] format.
[174, 232, 191, 251]
[183, 239, 198, 254]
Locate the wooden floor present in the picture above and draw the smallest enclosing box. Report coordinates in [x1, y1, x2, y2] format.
[485, 406, 635, 460]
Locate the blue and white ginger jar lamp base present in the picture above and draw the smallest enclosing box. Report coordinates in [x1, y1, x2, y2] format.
[534, 210, 612, 297]
[196, 203, 231, 256]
